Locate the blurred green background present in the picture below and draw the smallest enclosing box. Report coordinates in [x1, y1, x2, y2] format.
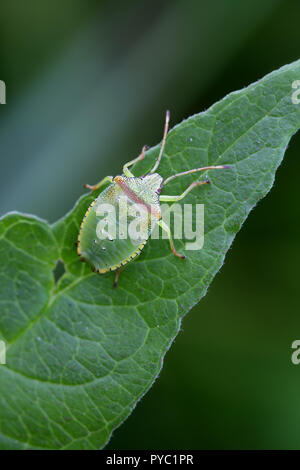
[1, 0, 300, 450]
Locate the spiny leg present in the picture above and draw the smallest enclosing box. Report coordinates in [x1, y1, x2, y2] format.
[159, 180, 210, 202]
[123, 145, 149, 177]
[158, 219, 185, 260]
[113, 267, 123, 288]
[163, 165, 231, 186]
[84, 175, 113, 191]
[149, 110, 170, 174]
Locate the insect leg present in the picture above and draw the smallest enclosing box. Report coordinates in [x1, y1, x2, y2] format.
[84, 175, 113, 191]
[163, 165, 231, 186]
[159, 180, 210, 202]
[158, 219, 185, 259]
[149, 110, 170, 174]
[113, 267, 123, 288]
[123, 145, 148, 177]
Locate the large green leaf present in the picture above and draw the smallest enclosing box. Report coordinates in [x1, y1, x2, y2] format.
[1, 60, 300, 449]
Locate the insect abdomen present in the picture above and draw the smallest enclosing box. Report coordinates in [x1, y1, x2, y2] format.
[78, 183, 152, 273]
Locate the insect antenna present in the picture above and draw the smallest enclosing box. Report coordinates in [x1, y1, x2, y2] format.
[163, 165, 231, 186]
[149, 110, 170, 174]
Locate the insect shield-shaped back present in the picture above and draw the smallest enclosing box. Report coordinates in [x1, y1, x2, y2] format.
[77, 175, 163, 273]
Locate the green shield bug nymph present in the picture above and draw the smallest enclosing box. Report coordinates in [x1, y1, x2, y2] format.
[77, 111, 230, 287]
